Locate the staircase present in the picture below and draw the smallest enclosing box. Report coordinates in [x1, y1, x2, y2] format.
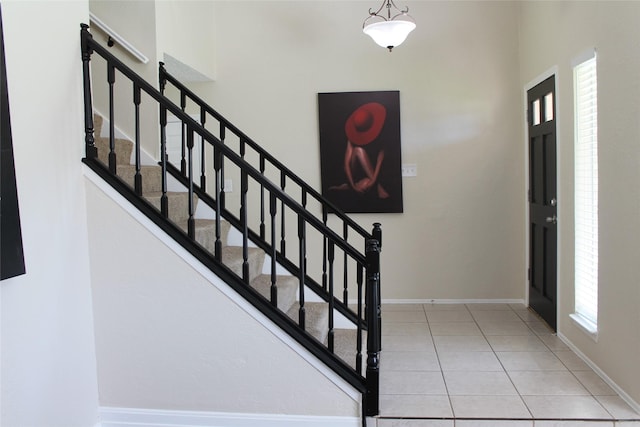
[94, 111, 356, 350]
[80, 23, 381, 419]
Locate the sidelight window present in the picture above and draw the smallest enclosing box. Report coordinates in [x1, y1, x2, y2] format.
[572, 50, 598, 337]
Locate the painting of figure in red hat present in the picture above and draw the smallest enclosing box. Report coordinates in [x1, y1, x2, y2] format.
[318, 91, 403, 213]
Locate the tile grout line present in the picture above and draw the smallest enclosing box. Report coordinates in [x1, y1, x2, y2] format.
[470, 303, 536, 421]
[423, 302, 455, 420]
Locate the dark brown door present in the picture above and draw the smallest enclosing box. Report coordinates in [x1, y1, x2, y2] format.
[528, 76, 557, 331]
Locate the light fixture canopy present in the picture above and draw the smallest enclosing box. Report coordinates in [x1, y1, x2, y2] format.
[363, 0, 416, 52]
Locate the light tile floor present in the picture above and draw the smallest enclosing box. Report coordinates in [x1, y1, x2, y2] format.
[376, 303, 640, 427]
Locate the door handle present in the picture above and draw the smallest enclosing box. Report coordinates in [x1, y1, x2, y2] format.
[546, 215, 557, 225]
[550, 198, 557, 207]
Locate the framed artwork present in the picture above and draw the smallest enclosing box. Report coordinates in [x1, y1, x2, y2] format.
[1, 5, 26, 280]
[318, 91, 403, 213]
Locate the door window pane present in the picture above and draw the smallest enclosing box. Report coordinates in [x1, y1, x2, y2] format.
[544, 92, 554, 122]
[532, 99, 541, 125]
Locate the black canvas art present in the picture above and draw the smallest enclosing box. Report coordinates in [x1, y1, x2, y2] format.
[318, 91, 403, 213]
[1, 5, 26, 280]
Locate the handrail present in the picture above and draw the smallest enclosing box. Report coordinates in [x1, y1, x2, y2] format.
[80, 23, 381, 417]
[89, 12, 149, 64]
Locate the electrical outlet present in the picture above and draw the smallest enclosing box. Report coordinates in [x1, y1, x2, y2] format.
[224, 179, 233, 192]
[401, 164, 417, 177]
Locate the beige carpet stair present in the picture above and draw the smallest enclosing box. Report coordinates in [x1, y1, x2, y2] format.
[331, 328, 367, 370]
[145, 191, 196, 224]
[176, 219, 231, 253]
[287, 302, 330, 343]
[118, 164, 163, 194]
[95, 136, 133, 166]
[251, 274, 298, 312]
[92, 113, 363, 371]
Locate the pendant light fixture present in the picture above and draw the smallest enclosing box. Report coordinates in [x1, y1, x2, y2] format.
[363, 0, 416, 52]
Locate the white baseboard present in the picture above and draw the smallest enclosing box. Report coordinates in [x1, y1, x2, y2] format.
[380, 298, 525, 305]
[557, 332, 640, 415]
[99, 407, 360, 427]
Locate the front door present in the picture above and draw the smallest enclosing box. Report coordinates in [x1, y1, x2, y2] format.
[527, 76, 557, 331]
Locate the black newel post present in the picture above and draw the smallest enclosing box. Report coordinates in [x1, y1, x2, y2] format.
[365, 235, 381, 417]
[372, 222, 382, 250]
[80, 24, 97, 160]
[372, 222, 383, 338]
[159, 61, 166, 95]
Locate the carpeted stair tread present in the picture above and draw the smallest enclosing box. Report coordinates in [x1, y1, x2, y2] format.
[95, 136, 134, 166]
[94, 114, 103, 136]
[221, 245, 265, 283]
[287, 302, 329, 343]
[251, 274, 298, 313]
[175, 219, 231, 254]
[330, 328, 367, 370]
[117, 164, 163, 194]
[144, 191, 198, 224]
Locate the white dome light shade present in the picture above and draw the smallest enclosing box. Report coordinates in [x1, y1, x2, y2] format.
[363, 19, 416, 50]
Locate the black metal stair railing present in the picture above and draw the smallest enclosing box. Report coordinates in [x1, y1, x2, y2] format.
[80, 23, 382, 417]
[158, 63, 380, 332]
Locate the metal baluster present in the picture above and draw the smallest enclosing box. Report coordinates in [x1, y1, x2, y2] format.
[107, 61, 116, 173]
[322, 207, 328, 291]
[157, 64, 166, 205]
[343, 223, 349, 304]
[133, 83, 142, 196]
[186, 126, 195, 238]
[302, 188, 308, 274]
[270, 192, 278, 308]
[280, 173, 286, 257]
[159, 105, 168, 217]
[200, 107, 206, 191]
[213, 144, 222, 261]
[327, 241, 335, 352]
[80, 24, 97, 160]
[180, 91, 187, 175]
[259, 154, 266, 240]
[356, 263, 364, 374]
[298, 216, 306, 330]
[241, 169, 249, 283]
[219, 123, 226, 210]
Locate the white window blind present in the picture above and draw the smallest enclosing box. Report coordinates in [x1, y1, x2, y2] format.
[573, 52, 598, 333]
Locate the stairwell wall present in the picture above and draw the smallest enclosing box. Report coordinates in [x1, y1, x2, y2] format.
[84, 177, 360, 418]
[188, 1, 525, 301]
[0, 1, 100, 426]
[155, 0, 216, 82]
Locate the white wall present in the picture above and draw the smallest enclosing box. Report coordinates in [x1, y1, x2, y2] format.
[193, 1, 525, 301]
[519, 0, 640, 407]
[155, 0, 216, 81]
[85, 177, 360, 417]
[0, 1, 100, 426]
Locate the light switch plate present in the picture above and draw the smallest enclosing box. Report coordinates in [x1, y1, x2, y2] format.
[402, 164, 417, 177]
